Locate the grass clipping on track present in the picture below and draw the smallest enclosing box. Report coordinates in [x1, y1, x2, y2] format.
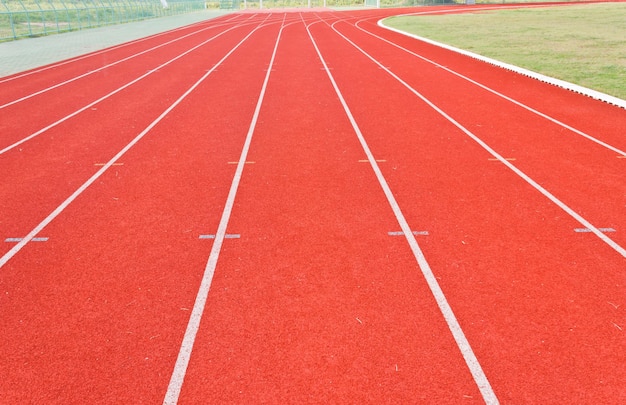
[385, 3, 626, 100]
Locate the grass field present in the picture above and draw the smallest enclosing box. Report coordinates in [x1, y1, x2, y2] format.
[385, 3, 626, 100]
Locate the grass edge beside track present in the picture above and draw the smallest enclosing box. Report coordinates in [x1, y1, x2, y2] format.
[382, 3, 626, 105]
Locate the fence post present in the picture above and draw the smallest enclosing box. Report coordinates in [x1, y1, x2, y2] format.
[47, 0, 60, 34]
[1, 1, 18, 40]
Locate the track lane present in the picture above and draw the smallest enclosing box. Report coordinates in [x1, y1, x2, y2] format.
[0, 19, 260, 147]
[310, 12, 625, 404]
[361, 15, 626, 152]
[0, 20, 236, 108]
[0, 14, 284, 404]
[1, 6, 624, 404]
[0, 16, 277, 258]
[330, 17, 626, 250]
[175, 16, 486, 404]
[0, 14, 246, 99]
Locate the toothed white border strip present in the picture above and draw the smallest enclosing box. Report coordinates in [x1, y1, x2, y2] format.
[378, 19, 626, 110]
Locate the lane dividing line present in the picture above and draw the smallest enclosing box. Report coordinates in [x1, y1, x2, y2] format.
[162, 15, 287, 405]
[0, 17, 272, 270]
[0, 20, 245, 109]
[305, 17, 500, 405]
[0, 20, 258, 157]
[330, 21, 626, 260]
[352, 20, 626, 157]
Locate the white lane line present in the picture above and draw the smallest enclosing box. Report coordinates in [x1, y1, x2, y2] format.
[330, 20, 626, 260]
[0, 20, 258, 157]
[352, 20, 626, 157]
[162, 15, 287, 405]
[0, 20, 242, 109]
[0, 17, 272, 270]
[305, 17, 500, 405]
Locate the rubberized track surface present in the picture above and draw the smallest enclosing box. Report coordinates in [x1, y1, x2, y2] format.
[1, 5, 624, 404]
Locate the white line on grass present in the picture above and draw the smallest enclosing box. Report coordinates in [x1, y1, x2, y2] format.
[0, 17, 272, 270]
[162, 15, 288, 405]
[329, 20, 626, 260]
[305, 16, 500, 405]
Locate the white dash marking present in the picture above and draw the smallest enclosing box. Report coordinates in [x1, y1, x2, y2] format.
[5, 237, 48, 242]
[574, 227, 616, 233]
[199, 234, 240, 239]
[388, 231, 429, 236]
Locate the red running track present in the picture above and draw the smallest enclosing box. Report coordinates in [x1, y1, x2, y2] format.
[0, 5, 624, 404]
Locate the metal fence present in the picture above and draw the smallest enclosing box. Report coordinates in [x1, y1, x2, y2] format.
[230, 0, 460, 8]
[0, 0, 585, 41]
[0, 0, 207, 41]
[231, 0, 582, 9]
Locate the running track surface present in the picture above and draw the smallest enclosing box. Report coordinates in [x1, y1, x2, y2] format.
[1, 5, 624, 404]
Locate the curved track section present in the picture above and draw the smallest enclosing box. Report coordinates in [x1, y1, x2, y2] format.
[0, 5, 624, 404]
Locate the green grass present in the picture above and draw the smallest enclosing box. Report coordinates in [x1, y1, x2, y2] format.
[385, 3, 626, 100]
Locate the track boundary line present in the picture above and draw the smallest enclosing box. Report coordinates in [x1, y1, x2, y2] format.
[0, 20, 244, 109]
[0, 16, 272, 270]
[162, 14, 287, 405]
[376, 13, 626, 110]
[306, 16, 500, 405]
[346, 20, 626, 157]
[329, 20, 626, 259]
[0, 20, 261, 157]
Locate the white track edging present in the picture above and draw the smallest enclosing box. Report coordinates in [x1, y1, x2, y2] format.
[378, 19, 626, 110]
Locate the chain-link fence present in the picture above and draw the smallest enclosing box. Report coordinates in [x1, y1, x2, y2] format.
[232, 0, 583, 9]
[0, 0, 586, 41]
[0, 0, 208, 41]
[229, 0, 460, 8]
